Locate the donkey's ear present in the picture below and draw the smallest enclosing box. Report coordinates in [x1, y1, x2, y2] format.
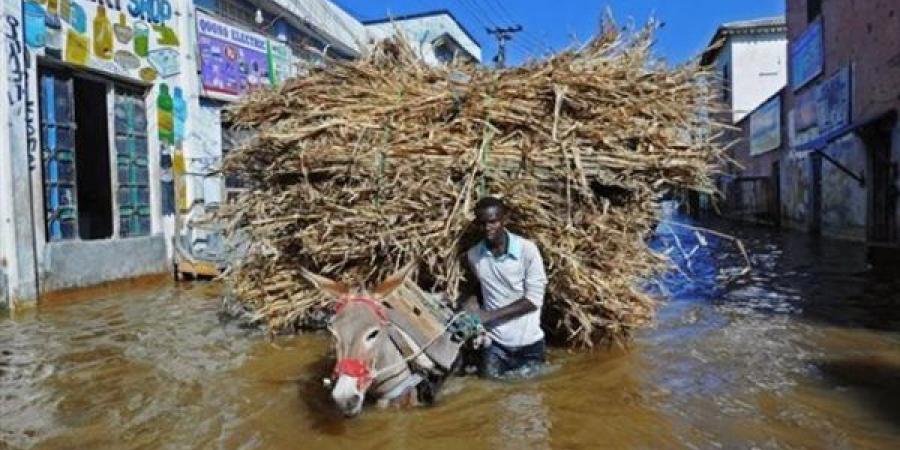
[372, 262, 417, 298]
[300, 268, 351, 298]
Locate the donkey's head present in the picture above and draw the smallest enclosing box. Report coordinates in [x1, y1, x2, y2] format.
[302, 264, 416, 417]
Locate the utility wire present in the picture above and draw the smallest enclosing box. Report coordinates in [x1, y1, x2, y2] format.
[457, 0, 541, 61]
[446, 0, 539, 62]
[483, 0, 551, 55]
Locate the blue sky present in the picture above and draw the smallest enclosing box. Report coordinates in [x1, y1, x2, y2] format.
[335, 0, 785, 66]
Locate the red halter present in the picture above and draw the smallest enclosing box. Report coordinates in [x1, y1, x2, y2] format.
[333, 295, 388, 323]
[331, 295, 388, 390]
[332, 358, 374, 390]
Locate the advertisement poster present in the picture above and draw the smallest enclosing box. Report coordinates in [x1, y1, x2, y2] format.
[267, 40, 295, 87]
[816, 66, 851, 136]
[196, 10, 271, 97]
[790, 66, 852, 150]
[21, 0, 180, 82]
[790, 18, 824, 91]
[750, 96, 781, 156]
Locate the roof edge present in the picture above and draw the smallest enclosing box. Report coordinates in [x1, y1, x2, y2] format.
[362, 9, 481, 48]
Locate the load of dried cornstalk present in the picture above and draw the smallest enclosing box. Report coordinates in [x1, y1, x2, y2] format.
[219, 20, 727, 347]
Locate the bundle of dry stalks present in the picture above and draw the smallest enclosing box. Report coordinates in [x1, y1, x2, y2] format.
[220, 19, 727, 347]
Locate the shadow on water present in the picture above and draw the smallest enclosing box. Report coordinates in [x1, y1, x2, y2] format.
[295, 356, 349, 436]
[816, 357, 900, 427]
[653, 212, 900, 332]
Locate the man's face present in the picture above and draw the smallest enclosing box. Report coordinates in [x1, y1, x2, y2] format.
[475, 206, 506, 244]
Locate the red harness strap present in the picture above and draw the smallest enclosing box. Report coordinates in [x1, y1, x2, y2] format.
[331, 295, 387, 391]
[333, 358, 374, 390]
[334, 295, 388, 323]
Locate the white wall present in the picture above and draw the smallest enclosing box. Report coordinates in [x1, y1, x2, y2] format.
[1, 0, 39, 307]
[729, 33, 787, 123]
[366, 15, 481, 65]
[270, 0, 368, 56]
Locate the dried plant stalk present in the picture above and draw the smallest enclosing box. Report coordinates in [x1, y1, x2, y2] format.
[219, 19, 727, 347]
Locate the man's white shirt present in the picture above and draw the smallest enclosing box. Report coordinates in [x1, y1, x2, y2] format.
[466, 231, 547, 347]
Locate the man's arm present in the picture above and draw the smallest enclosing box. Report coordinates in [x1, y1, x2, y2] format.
[469, 297, 536, 327]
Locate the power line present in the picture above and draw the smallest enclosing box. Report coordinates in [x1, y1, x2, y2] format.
[483, 0, 550, 55]
[487, 25, 523, 68]
[413, 0, 539, 64]
[456, 0, 537, 50]
[444, 0, 537, 62]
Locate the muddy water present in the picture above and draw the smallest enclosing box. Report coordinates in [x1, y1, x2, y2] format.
[3, 220, 900, 450]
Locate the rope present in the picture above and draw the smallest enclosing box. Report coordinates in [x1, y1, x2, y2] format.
[372, 311, 467, 379]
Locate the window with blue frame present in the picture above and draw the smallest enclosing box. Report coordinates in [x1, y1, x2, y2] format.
[114, 88, 151, 238]
[39, 67, 150, 241]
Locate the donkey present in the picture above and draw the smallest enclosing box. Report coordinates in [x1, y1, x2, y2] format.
[302, 264, 448, 417]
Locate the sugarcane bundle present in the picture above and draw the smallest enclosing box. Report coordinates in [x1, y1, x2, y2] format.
[219, 20, 727, 347]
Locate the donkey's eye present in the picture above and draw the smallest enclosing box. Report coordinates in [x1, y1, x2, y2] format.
[366, 329, 380, 341]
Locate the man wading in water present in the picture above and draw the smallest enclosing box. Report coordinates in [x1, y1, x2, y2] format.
[460, 196, 548, 378]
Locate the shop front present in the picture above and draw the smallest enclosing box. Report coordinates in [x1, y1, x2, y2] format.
[3, 0, 190, 294]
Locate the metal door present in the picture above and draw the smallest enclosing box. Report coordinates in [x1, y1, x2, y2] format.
[39, 69, 78, 241]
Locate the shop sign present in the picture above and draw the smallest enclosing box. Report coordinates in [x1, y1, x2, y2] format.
[750, 95, 781, 156]
[790, 18, 823, 90]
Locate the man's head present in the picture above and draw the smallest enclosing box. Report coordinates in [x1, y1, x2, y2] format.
[474, 196, 508, 246]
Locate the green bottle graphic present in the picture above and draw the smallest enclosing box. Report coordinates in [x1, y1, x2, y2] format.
[157, 84, 174, 145]
[93, 5, 113, 59]
[134, 21, 149, 57]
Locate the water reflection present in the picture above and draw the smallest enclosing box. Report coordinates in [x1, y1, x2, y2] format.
[2, 216, 900, 449]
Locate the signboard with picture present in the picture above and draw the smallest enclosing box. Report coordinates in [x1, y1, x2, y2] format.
[196, 10, 274, 98]
[790, 66, 852, 149]
[790, 18, 824, 91]
[22, 0, 181, 82]
[750, 95, 781, 156]
[267, 40, 296, 87]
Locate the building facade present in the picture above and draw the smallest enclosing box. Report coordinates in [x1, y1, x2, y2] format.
[780, 0, 899, 243]
[699, 17, 787, 222]
[0, 0, 482, 309]
[363, 10, 481, 65]
[711, 1, 899, 247]
[701, 17, 787, 124]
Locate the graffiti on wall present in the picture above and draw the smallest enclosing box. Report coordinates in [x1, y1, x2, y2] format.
[22, 0, 180, 81]
[25, 99, 37, 170]
[5, 13, 25, 107]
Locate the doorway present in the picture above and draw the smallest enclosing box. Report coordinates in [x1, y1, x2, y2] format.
[863, 125, 897, 243]
[810, 153, 822, 235]
[73, 77, 113, 239]
[772, 161, 781, 226]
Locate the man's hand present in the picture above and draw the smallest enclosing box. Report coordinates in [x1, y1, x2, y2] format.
[449, 308, 483, 342]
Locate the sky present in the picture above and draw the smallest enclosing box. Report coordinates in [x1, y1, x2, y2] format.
[334, 0, 785, 66]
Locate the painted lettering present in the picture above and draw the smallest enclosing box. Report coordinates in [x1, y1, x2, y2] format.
[91, 0, 123, 12]
[229, 29, 265, 50]
[197, 17, 228, 38]
[128, 0, 172, 25]
[5, 14, 25, 106]
[25, 99, 37, 171]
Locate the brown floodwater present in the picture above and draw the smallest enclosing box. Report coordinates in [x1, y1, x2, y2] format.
[2, 218, 900, 450]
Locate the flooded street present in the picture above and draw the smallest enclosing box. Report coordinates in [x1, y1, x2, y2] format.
[2, 219, 900, 450]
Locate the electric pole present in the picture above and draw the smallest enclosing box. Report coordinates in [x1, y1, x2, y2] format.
[487, 25, 523, 69]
